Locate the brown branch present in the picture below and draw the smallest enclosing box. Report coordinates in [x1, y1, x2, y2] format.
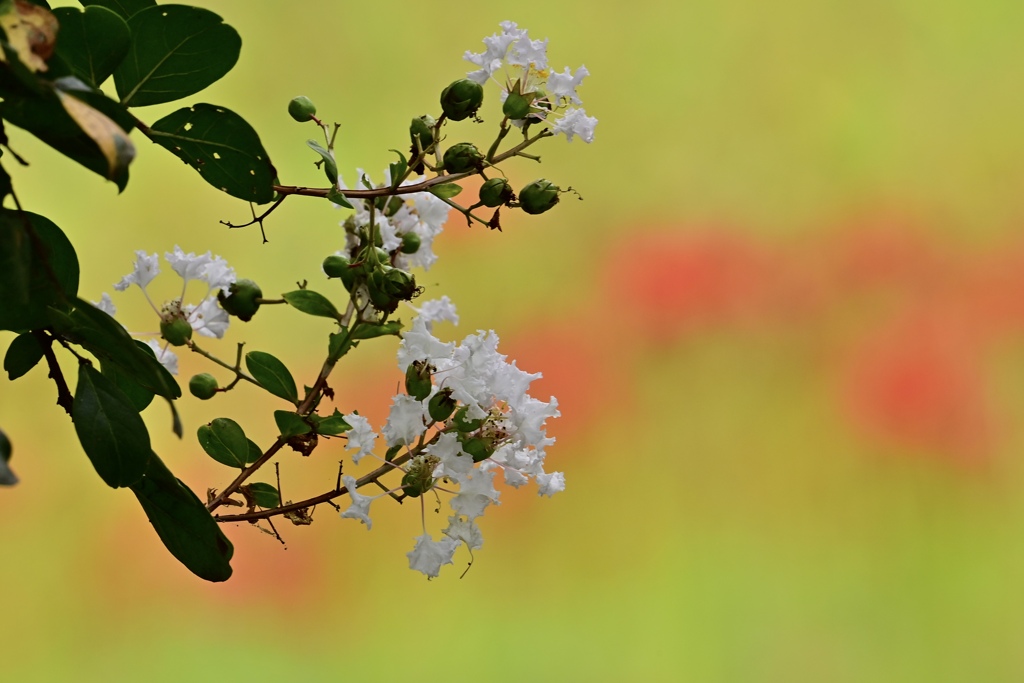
[206, 437, 287, 512]
[34, 331, 73, 416]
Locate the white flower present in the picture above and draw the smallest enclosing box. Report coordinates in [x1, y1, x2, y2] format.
[91, 293, 116, 316]
[411, 296, 459, 329]
[339, 476, 375, 530]
[443, 515, 483, 551]
[450, 469, 500, 520]
[428, 432, 474, 480]
[552, 107, 598, 143]
[547, 65, 589, 106]
[407, 533, 459, 578]
[114, 250, 159, 292]
[382, 394, 428, 447]
[536, 471, 565, 497]
[342, 413, 377, 464]
[185, 297, 230, 339]
[145, 339, 179, 375]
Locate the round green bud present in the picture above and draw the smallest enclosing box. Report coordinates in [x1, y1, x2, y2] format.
[440, 78, 484, 121]
[479, 177, 515, 208]
[452, 406, 486, 433]
[427, 388, 457, 422]
[502, 91, 532, 120]
[322, 254, 350, 279]
[188, 373, 219, 400]
[287, 96, 317, 122]
[367, 269, 398, 312]
[461, 435, 494, 463]
[410, 115, 435, 152]
[217, 278, 263, 322]
[159, 317, 193, 346]
[382, 267, 417, 301]
[405, 361, 433, 401]
[442, 142, 484, 174]
[400, 232, 421, 254]
[519, 179, 561, 215]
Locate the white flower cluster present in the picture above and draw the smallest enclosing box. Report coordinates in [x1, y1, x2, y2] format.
[464, 20, 598, 143]
[336, 298, 564, 578]
[336, 169, 450, 271]
[93, 246, 237, 375]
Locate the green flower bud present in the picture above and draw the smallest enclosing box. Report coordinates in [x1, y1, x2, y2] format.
[159, 317, 192, 346]
[188, 373, 218, 400]
[218, 279, 262, 322]
[409, 115, 435, 152]
[479, 177, 515, 208]
[460, 435, 494, 462]
[519, 179, 560, 215]
[382, 267, 417, 300]
[502, 91, 532, 120]
[322, 254, 349, 278]
[452, 405, 485, 432]
[405, 361, 433, 401]
[287, 96, 317, 122]
[442, 142, 484, 174]
[400, 232, 421, 254]
[427, 388, 457, 422]
[367, 269, 398, 312]
[440, 78, 484, 121]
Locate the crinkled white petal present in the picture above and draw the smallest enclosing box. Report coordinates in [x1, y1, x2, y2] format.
[407, 533, 459, 578]
[382, 394, 428, 447]
[547, 65, 589, 106]
[185, 297, 230, 339]
[339, 476, 375, 530]
[91, 293, 116, 317]
[552, 107, 598, 143]
[114, 250, 159, 291]
[413, 296, 459, 329]
[450, 469, 500, 520]
[164, 246, 212, 284]
[342, 413, 377, 464]
[536, 471, 566, 497]
[443, 515, 483, 551]
[428, 432, 474, 479]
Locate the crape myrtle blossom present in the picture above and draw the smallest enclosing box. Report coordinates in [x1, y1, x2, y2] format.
[464, 21, 597, 143]
[94, 247, 237, 374]
[337, 297, 564, 577]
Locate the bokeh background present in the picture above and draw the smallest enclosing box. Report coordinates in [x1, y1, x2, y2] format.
[4, 1, 1024, 680]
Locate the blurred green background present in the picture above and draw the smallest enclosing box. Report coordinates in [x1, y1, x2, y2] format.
[4, 1, 1024, 680]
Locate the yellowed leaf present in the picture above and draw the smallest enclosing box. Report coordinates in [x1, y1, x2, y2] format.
[57, 91, 135, 178]
[0, 0, 58, 73]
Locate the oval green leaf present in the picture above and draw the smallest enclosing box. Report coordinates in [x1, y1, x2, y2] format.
[243, 482, 280, 509]
[130, 452, 233, 582]
[73, 364, 152, 488]
[150, 104, 277, 204]
[245, 350, 298, 404]
[114, 5, 241, 107]
[428, 183, 462, 199]
[52, 6, 131, 88]
[0, 211, 79, 332]
[81, 0, 155, 21]
[245, 438, 262, 465]
[4, 332, 44, 380]
[274, 410, 310, 438]
[197, 417, 249, 468]
[282, 290, 341, 320]
[306, 140, 338, 186]
[313, 410, 351, 436]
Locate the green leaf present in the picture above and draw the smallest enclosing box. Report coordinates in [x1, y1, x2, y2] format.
[244, 350, 298, 404]
[150, 104, 276, 203]
[52, 298, 180, 399]
[274, 410, 310, 438]
[326, 186, 353, 209]
[327, 329, 352, 360]
[306, 140, 338, 186]
[0, 84, 134, 189]
[130, 452, 233, 582]
[0, 427, 17, 486]
[0, 210, 79, 331]
[52, 6, 130, 88]
[245, 438, 262, 464]
[114, 5, 240, 107]
[243, 482, 280, 509]
[73, 364, 152, 488]
[351, 320, 402, 340]
[312, 410, 350, 436]
[167, 397, 182, 439]
[197, 417, 249, 468]
[282, 289, 341, 320]
[100, 339, 159, 412]
[388, 149, 408, 190]
[428, 183, 462, 199]
[80, 0, 154, 20]
[4, 332, 44, 380]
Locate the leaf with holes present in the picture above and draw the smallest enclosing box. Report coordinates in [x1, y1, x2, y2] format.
[113, 5, 240, 107]
[150, 104, 277, 203]
[52, 5, 130, 88]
